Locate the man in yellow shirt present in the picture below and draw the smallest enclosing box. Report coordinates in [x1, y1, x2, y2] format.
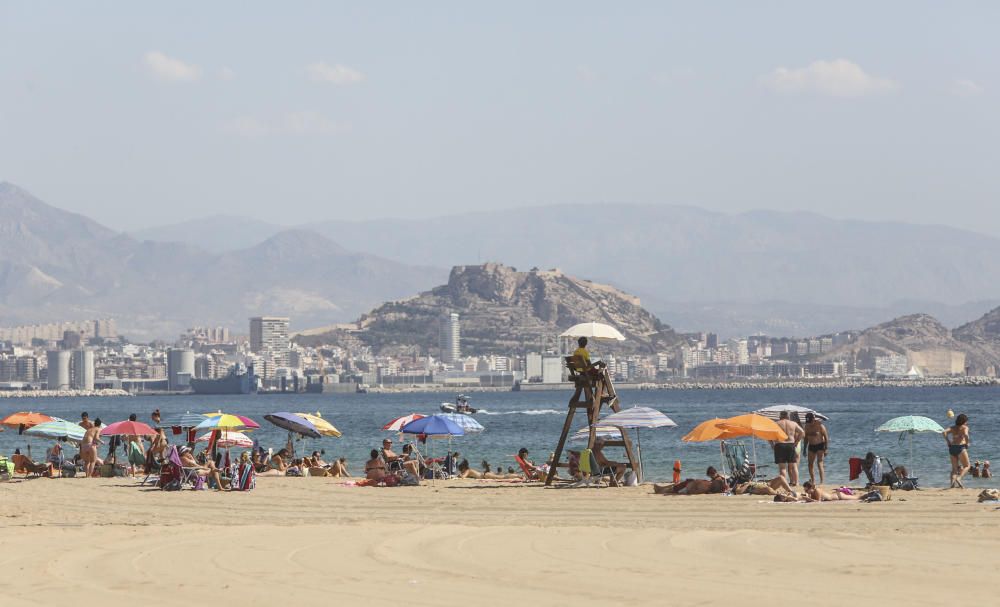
[572, 337, 592, 371]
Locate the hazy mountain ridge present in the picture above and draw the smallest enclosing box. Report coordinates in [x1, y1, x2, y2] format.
[298, 263, 681, 356]
[0, 183, 445, 339]
[131, 202, 1000, 336]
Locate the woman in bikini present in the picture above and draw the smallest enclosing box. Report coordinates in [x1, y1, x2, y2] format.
[80, 419, 104, 477]
[802, 481, 860, 502]
[456, 459, 520, 479]
[364, 449, 387, 481]
[803, 412, 829, 485]
[944, 413, 971, 488]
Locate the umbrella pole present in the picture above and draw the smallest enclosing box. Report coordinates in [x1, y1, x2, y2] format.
[636, 429, 643, 484]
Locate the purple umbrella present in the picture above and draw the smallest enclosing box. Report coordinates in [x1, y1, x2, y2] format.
[264, 412, 321, 439]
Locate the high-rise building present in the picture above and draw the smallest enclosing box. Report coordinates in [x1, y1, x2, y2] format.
[46, 350, 71, 390]
[71, 349, 95, 390]
[439, 312, 460, 363]
[250, 317, 290, 367]
[167, 348, 195, 390]
[705, 333, 719, 349]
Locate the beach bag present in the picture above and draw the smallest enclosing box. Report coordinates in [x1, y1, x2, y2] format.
[61, 462, 77, 478]
[623, 470, 638, 486]
[898, 478, 918, 491]
[399, 472, 420, 486]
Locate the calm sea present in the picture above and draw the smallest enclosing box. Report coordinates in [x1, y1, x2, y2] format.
[3, 386, 997, 488]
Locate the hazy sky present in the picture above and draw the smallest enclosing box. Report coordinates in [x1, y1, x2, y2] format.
[2, 2, 998, 233]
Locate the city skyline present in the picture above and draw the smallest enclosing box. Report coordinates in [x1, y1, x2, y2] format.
[2, 3, 999, 236]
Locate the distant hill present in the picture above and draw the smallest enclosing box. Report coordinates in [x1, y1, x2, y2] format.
[820, 312, 1000, 375]
[296, 262, 682, 356]
[130, 215, 285, 253]
[0, 182, 445, 340]
[297, 205, 1000, 337]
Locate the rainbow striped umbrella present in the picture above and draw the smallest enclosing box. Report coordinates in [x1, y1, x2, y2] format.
[195, 413, 259, 431]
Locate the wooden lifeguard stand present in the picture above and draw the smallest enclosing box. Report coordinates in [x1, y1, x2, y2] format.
[544, 358, 638, 486]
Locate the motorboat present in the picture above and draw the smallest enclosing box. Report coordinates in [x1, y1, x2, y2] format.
[440, 394, 477, 415]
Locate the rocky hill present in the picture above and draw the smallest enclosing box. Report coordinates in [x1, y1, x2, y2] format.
[300, 263, 681, 356]
[821, 313, 1000, 375]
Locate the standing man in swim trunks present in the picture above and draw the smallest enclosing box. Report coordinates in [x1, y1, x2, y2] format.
[774, 411, 804, 486]
[944, 413, 971, 488]
[79, 412, 93, 430]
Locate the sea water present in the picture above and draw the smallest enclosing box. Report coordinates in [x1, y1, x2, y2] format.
[2, 386, 997, 488]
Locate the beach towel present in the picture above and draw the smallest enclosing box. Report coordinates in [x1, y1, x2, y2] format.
[849, 457, 863, 481]
[579, 448, 594, 476]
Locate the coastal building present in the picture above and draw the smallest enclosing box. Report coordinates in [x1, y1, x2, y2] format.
[525, 352, 543, 381]
[439, 312, 461, 363]
[874, 353, 908, 377]
[541, 355, 563, 383]
[46, 350, 71, 390]
[167, 348, 195, 390]
[70, 348, 95, 390]
[250, 317, 290, 367]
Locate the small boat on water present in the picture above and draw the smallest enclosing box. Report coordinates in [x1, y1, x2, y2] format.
[440, 394, 477, 415]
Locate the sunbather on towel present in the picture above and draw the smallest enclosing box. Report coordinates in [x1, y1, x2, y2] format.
[801, 481, 860, 502]
[733, 475, 795, 496]
[654, 467, 727, 495]
[457, 459, 520, 479]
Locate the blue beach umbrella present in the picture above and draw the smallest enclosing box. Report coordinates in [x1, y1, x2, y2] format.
[161, 411, 208, 429]
[400, 415, 465, 437]
[264, 412, 321, 439]
[436, 413, 484, 433]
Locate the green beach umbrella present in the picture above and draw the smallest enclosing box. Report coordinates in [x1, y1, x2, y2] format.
[875, 415, 946, 477]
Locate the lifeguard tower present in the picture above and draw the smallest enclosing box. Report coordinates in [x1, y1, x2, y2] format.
[545, 324, 638, 486]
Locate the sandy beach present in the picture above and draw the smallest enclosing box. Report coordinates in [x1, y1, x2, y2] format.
[2, 477, 997, 607]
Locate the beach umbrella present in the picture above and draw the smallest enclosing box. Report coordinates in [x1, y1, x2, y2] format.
[754, 404, 828, 422]
[401, 415, 465, 481]
[436, 413, 485, 433]
[592, 406, 676, 483]
[559, 322, 626, 342]
[718, 414, 787, 442]
[1, 411, 55, 431]
[264, 412, 321, 439]
[100, 420, 157, 437]
[400, 415, 465, 437]
[682, 419, 744, 443]
[25, 420, 86, 443]
[295, 412, 342, 438]
[876, 415, 946, 476]
[161, 411, 207, 429]
[382, 413, 425, 432]
[195, 413, 260, 431]
[196, 430, 253, 449]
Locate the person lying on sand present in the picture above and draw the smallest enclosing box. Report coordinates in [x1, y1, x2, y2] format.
[801, 481, 860, 502]
[732, 475, 795, 496]
[457, 459, 520, 479]
[654, 467, 727, 495]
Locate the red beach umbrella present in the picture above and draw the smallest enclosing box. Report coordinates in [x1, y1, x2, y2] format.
[100, 420, 157, 436]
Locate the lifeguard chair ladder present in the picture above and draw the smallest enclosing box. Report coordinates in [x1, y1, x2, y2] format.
[544, 358, 638, 486]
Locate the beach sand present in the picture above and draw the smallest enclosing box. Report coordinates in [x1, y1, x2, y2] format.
[1, 477, 996, 606]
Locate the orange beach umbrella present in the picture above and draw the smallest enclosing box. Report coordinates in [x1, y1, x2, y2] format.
[717, 414, 787, 442]
[0, 411, 56, 429]
[682, 418, 744, 442]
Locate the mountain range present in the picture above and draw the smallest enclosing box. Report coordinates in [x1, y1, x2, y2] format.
[0, 182, 444, 340]
[135, 204, 1000, 337]
[6, 180, 1000, 344]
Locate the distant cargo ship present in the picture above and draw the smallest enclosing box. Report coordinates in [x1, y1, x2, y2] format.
[190, 363, 257, 395]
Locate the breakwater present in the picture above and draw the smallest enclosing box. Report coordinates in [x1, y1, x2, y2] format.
[0, 388, 130, 398]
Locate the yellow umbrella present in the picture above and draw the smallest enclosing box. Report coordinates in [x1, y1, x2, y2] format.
[717, 414, 787, 442]
[295, 412, 342, 438]
[682, 418, 746, 442]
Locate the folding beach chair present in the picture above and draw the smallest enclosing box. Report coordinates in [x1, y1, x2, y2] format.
[721, 440, 755, 484]
[12, 453, 49, 478]
[564, 448, 605, 488]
